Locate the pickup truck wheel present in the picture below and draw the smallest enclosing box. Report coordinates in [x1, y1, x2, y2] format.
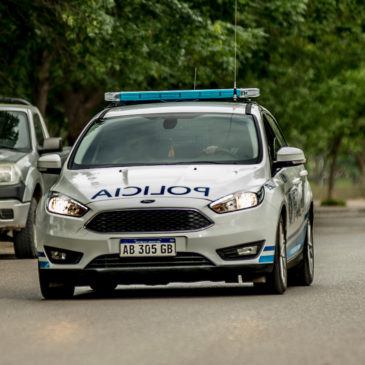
[14, 198, 38, 259]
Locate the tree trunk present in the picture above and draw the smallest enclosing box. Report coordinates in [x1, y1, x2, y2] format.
[33, 50, 51, 119]
[62, 87, 104, 144]
[311, 156, 328, 185]
[326, 135, 343, 201]
[354, 146, 365, 194]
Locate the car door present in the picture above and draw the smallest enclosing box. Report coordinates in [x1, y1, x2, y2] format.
[262, 112, 306, 261]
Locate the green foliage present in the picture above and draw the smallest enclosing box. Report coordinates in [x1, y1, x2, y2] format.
[1, 0, 365, 196]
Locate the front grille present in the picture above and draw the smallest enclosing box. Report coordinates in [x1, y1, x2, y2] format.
[85, 252, 214, 269]
[85, 209, 213, 233]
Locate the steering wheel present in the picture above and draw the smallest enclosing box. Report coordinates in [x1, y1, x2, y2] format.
[203, 145, 237, 158]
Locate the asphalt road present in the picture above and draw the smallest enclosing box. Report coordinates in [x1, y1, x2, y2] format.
[1, 211, 365, 365]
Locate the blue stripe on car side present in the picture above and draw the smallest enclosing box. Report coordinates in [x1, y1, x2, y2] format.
[259, 211, 310, 264]
[287, 211, 309, 243]
[259, 255, 274, 263]
[39, 261, 50, 269]
[287, 224, 307, 259]
[38, 251, 46, 257]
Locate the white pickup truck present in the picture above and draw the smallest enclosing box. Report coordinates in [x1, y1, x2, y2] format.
[0, 97, 67, 258]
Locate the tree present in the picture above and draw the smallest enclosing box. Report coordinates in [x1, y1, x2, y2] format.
[0, 0, 308, 141]
[1, 0, 365, 202]
[243, 0, 365, 201]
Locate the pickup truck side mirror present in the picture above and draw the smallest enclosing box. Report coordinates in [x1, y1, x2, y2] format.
[37, 154, 62, 174]
[39, 137, 63, 153]
[274, 147, 306, 168]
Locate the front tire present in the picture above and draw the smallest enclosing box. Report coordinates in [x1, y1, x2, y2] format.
[289, 217, 314, 286]
[39, 268, 75, 299]
[14, 198, 38, 259]
[258, 217, 287, 294]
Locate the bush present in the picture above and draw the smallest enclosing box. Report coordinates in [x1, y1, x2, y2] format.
[320, 198, 346, 207]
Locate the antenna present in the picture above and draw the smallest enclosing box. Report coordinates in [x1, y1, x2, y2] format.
[233, 0, 238, 100]
[194, 67, 197, 90]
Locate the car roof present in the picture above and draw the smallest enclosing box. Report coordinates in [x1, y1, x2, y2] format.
[103, 101, 255, 119]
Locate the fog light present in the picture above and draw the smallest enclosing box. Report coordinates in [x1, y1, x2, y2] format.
[237, 245, 258, 256]
[44, 246, 83, 264]
[216, 240, 265, 260]
[50, 250, 67, 261]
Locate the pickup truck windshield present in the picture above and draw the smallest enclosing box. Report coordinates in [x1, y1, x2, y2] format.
[71, 112, 260, 168]
[0, 111, 31, 151]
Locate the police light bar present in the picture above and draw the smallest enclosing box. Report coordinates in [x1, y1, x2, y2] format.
[238, 88, 260, 98]
[104, 88, 260, 102]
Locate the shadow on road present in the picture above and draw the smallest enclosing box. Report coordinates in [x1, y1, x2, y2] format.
[71, 283, 279, 301]
[0, 253, 17, 260]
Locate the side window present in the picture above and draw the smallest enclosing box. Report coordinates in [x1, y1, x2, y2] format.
[263, 116, 276, 164]
[263, 113, 286, 162]
[265, 113, 287, 148]
[33, 113, 45, 147]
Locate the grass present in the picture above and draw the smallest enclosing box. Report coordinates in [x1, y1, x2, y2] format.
[310, 184, 365, 201]
[320, 198, 346, 207]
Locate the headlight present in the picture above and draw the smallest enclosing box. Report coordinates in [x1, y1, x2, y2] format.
[47, 192, 89, 217]
[209, 187, 264, 214]
[0, 164, 21, 185]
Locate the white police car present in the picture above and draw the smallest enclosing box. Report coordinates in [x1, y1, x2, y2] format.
[36, 88, 314, 298]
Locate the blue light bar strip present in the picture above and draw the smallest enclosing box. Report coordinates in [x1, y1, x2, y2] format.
[105, 88, 260, 102]
[118, 89, 235, 102]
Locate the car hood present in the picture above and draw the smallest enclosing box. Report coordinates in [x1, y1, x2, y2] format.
[54, 164, 267, 205]
[0, 149, 28, 163]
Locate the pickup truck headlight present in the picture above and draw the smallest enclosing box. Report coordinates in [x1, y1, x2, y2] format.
[47, 192, 88, 217]
[0, 164, 21, 185]
[209, 188, 264, 214]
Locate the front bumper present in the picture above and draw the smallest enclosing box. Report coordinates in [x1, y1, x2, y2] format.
[0, 199, 30, 230]
[36, 196, 280, 285]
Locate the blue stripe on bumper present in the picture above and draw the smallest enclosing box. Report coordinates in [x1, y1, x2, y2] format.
[259, 255, 274, 263]
[39, 261, 50, 269]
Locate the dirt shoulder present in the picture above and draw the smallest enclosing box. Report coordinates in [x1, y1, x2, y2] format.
[314, 199, 365, 217]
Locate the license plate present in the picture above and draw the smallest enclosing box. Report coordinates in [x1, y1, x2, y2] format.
[120, 238, 176, 257]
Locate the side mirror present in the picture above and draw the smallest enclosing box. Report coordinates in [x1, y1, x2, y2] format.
[37, 154, 62, 174]
[275, 147, 306, 168]
[39, 137, 63, 153]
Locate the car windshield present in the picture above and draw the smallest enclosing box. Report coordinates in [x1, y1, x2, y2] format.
[0, 111, 31, 151]
[71, 112, 260, 168]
